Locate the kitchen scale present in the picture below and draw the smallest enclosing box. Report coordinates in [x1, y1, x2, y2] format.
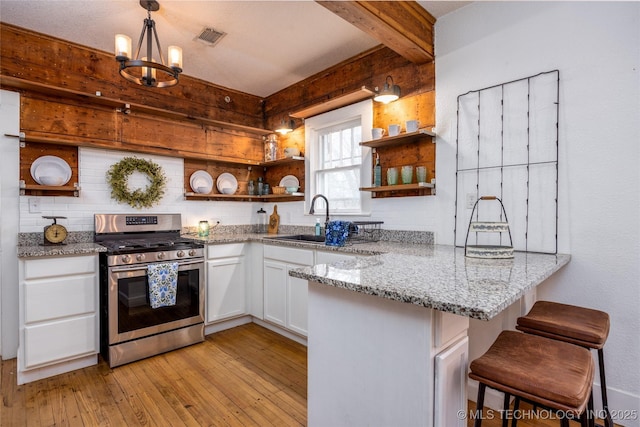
[43, 215, 68, 245]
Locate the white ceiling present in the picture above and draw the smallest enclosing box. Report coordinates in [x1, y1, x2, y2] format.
[0, 1, 470, 97]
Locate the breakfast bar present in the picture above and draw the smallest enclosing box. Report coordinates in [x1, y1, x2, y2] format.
[289, 246, 570, 427]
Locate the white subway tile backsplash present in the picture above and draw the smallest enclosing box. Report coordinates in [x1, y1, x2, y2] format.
[19, 146, 437, 234]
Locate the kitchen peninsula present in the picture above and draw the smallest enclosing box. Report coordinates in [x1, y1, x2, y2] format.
[289, 247, 570, 427]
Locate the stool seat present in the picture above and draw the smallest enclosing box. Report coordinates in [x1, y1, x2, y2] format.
[516, 301, 610, 349]
[470, 331, 594, 416]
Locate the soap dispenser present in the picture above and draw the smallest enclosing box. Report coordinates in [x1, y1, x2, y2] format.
[315, 218, 321, 236]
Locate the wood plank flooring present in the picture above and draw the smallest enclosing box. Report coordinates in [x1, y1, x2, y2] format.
[1, 323, 617, 426]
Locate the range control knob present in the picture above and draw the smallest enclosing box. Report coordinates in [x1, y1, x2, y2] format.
[177, 250, 185, 258]
[188, 249, 197, 256]
[121, 254, 131, 263]
[157, 252, 165, 260]
[136, 254, 145, 262]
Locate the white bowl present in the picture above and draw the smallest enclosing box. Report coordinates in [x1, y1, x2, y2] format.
[39, 175, 65, 186]
[197, 186, 209, 194]
[284, 147, 300, 158]
[286, 186, 299, 194]
[221, 188, 235, 195]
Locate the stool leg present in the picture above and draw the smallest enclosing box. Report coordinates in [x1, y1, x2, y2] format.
[511, 396, 520, 427]
[560, 417, 570, 427]
[474, 383, 487, 427]
[597, 349, 614, 427]
[587, 392, 597, 427]
[502, 393, 510, 427]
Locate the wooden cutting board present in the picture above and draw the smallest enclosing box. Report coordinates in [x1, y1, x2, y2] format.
[268, 205, 280, 234]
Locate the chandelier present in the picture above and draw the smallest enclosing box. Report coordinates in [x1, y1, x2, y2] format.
[114, 0, 182, 88]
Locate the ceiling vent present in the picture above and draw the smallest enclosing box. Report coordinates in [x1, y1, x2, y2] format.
[196, 27, 226, 47]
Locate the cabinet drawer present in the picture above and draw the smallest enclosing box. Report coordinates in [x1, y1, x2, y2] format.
[23, 314, 97, 368]
[264, 245, 314, 265]
[24, 275, 96, 324]
[23, 255, 96, 280]
[207, 243, 245, 259]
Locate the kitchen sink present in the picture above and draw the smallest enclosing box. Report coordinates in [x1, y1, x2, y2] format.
[266, 234, 326, 244]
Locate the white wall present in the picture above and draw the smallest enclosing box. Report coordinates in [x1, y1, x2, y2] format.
[435, 2, 640, 423]
[0, 90, 20, 358]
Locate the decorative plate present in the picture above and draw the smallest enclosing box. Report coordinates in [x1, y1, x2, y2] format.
[30, 155, 72, 186]
[279, 175, 299, 188]
[216, 172, 238, 194]
[189, 170, 214, 194]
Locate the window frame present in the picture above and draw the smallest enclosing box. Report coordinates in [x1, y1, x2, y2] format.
[304, 100, 373, 216]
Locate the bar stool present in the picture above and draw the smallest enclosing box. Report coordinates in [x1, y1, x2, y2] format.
[469, 330, 594, 427]
[516, 301, 612, 427]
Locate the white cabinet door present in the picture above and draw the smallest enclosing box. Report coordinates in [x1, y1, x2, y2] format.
[206, 256, 246, 323]
[286, 266, 309, 336]
[263, 260, 287, 328]
[24, 315, 97, 368]
[19, 255, 99, 376]
[434, 336, 469, 427]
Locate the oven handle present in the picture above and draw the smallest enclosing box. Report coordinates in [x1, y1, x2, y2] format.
[109, 258, 204, 273]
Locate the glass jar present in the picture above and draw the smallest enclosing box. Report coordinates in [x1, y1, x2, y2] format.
[257, 177, 264, 195]
[265, 134, 278, 162]
[263, 183, 270, 195]
[248, 180, 255, 195]
[257, 208, 267, 233]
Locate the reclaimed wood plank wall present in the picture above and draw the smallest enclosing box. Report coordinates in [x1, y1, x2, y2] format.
[2, 21, 435, 198]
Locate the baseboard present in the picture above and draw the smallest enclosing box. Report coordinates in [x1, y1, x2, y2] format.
[17, 354, 97, 385]
[593, 383, 640, 427]
[252, 318, 308, 346]
[204, 315, 252, 335]
[468, 379, 640, 427]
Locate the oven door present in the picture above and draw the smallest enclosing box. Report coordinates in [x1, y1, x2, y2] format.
[108, 258, 204, 345]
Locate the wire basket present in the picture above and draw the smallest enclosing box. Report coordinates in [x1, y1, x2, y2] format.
[348, 221, 383, 244]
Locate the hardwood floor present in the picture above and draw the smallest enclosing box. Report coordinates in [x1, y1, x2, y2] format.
[2, 323, 617, 426]
[2, 323, 306, 426]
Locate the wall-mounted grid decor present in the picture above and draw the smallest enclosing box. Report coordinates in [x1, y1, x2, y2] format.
[454, 70, 560, 254]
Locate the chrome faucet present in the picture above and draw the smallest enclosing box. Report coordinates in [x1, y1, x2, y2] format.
[309, 194, 330, 229]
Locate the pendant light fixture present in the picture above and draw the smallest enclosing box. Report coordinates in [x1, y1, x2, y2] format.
[275, 116, 295, 135]
[115, 0, 182, 88]
[373, 75, 401, 104]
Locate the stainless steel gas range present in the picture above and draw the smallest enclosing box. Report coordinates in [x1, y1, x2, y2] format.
[95, 213, 204, 367]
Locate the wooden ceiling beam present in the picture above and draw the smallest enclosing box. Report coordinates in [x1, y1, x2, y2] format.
[316, 1, 435, 64]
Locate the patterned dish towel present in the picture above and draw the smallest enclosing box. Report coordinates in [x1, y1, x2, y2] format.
[147, 262, 179, 309]
[325, 220, 353, 247]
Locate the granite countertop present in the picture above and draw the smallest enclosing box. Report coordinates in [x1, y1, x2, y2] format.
[17, 230, 570, 322]
[17, 242, 107, 258]
[288, 246, 570, 321]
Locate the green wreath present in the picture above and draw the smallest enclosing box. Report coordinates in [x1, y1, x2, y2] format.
[106, 157, 166, 209]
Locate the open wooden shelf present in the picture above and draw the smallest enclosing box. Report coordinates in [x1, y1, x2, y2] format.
[360, 128, 435, 149]
[185, 192, 304, 202]
[1, 75, 272, 136]
[360, 182, 434, 192]
[20, 183, 79, 197]
[261, 156, 304, 167]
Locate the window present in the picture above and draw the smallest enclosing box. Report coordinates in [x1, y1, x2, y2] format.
[305, 100, 372, 215]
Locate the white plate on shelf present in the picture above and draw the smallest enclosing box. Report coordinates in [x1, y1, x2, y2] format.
[216, 172, 238, 194]
[30, 155, 72, 186]
[279, 175, 299, 188]
[189, 170, 214, 194]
